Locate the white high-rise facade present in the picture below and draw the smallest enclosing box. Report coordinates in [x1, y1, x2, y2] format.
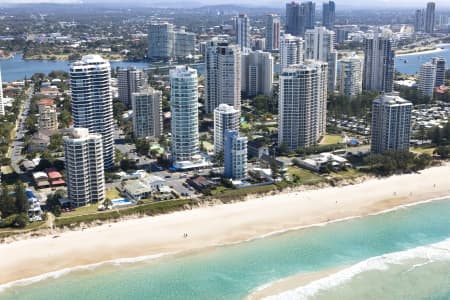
[148, 22, 174, 60]
[362, 30, 395, 93]
[338, 57, 362, 97]
[170, 66, 200, 167]
[147, 22, 195, 60]
[418, 62, 436, 98]
[70, 55, 114, 169]
[0, 67, 4, 116]
[278, 61, 328, 151]
[117, 67, 147, 106]
[371, 94, 412, 154]
[205, 39, 241, 113]
[241, 50, 274, 97]
[305, 26, 337, 91]
[214, 104, 240, 155]
[224, 130, 248, 180]
[132, 88, 162, 139]
[236, 14, 250, 52]
[280, 34, 304, 69]
[265, 14, 280, 51]
[64, 128, 105, 207]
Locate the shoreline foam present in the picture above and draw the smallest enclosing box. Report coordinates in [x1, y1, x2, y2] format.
[259, 237, 450, 300]
[0, 163, 449, 287]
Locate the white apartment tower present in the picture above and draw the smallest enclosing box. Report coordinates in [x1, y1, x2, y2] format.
[214, 104, 240, 155]
[278, 61, 328, 151]
[170, 66, 200, 166]
[70, 55, 114, 169]
[305, 26, 338, 91]
[224, 130, 248, 180]
[132, 88, 162, 139]
[338, 57, 363, 97]
[236, 14, 250, 52]
[148, 22, 175, 60]
[241, 50, 274, 97]
[265, 14, 280, 51]
[418, 62, 436, 98]
[280, 34, 304, 69]
[117, 67, 147, 106]
[148, 22, 195, 60]
[371, 94, 412, 154]
[64, 128, 105, 207]
[362, 30, 395, 93]
[205, 39, 241, 113]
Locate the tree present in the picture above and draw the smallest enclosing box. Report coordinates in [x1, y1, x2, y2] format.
[0, 185, 16, 218]
[14, 182, 29, 214]
[49, 133, 63, 151]
[434, 145, 450, 159]
[14, 214, 29, 228]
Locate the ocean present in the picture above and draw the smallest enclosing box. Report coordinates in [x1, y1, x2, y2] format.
[0, 197, 449, 300]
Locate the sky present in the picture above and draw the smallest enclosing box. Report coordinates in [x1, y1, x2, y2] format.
[0, 0, 449, 9]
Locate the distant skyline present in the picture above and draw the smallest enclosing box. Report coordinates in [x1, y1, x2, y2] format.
[1, 0, 450, 9]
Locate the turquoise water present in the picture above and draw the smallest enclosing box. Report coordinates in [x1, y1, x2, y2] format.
[395, 44, 450, 75]
[1, 198, 450, 300]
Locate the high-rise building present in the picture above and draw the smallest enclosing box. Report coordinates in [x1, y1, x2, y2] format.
[302, 1, 316, 31]
[236, 14, 250, 52]
[117, 67, 147, 106]
[64, 128, 105, 207]
[418, 62, 436, 98]
[285, 1, 315, 37]
[286, 1, 304, 37]
[280, 34, 304, 69]
[305, 26, 337, 91]
[425, 2, 436, 34]
[338, 57, 362, 97]
[205, 39, 241, 113]
[37, 99, 58, 130]
[362, 30, 395, 93]
[170, 66, 200, 167]
[132, 88, 162, 139]
[224, 130, 248, 180]
[241, 50, 274, 97]
[0, 67, 4, 116]
[214, 104, 240, 155]
[148, 22, 174, 60]
[370, 94, 412, 154]
[415, 9, 425, 32]
[148, 22, 195, 61]
[252, 38, 266, 51]
[278, 61, 328, 151]
[265, 14, 280, 51]
[173, 27, 196, 58]
[322, 1, 335, 29]
[432, 57, 446, 87]
[70, 55, 114, 169]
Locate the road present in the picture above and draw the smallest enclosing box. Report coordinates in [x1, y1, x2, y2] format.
[10, 85, 34, 175]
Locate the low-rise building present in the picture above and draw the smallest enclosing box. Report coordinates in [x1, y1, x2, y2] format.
[122, 180, 152, 201]
[294, 153, 350, 173]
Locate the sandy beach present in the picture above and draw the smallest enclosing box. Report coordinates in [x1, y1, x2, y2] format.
[1, 163, 450, 287]
[396, 43, 450, 56]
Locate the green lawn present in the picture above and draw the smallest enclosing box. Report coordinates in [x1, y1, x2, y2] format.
[320, 134, 343, 145]
[59, 204, 100, 218]
[106, 188, 121, 200]
[287, 167, 326, 185]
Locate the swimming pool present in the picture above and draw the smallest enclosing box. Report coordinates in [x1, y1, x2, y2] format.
[111, 198, 133, 207]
